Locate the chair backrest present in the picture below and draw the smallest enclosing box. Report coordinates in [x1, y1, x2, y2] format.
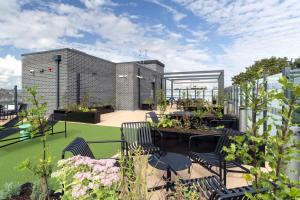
[146, 112, 160, 123]
[214, 129, 232, 154]
[62, 137, 95, 159]
[19, 104, 27, 112]
[121, 122, 153, 146]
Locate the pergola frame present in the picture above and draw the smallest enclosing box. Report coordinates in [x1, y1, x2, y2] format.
[163, 70, 224, 104]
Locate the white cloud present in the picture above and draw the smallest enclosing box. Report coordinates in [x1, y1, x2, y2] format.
[0, 1, 212, 69]
[80, 0, 117, 8]
[0, 55, 22, 89]
[0, 0, 214, 88]
[149, 0, 186, 22]
[174, 0, 300, 85]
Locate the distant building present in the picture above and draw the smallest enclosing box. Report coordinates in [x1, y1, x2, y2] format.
[22, 48, 164, 113]
[0, 88, 15, 104]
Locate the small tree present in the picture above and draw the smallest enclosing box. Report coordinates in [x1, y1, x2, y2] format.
[156, 89, 167, 115]
[18, 87, 52, 199]
[225, 76, 300, 199]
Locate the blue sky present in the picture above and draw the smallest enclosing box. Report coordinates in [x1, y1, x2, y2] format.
[1, 0, 300, 89]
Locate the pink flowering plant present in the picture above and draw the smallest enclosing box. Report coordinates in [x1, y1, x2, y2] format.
[52, 155, 120, 199]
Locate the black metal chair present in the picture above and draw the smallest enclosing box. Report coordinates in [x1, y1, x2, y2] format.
[121, 122, 163, 155]
[173, 175, 260, 200]
[145, 112, 166, 124]
[188, 129, 249, 185]
[62, 137, 128, 159]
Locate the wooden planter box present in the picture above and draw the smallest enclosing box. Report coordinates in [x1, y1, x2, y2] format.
[54, 110, 101, 124]
[141, 104, 154, 110]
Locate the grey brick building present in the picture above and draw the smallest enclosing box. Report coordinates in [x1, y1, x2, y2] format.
[22, 48, 164, 113]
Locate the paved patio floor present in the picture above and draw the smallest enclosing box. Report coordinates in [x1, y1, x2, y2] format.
[98, 106, 178, 127]
[98, 106, 249, 199]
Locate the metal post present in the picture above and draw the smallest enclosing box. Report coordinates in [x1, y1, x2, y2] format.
[64, 115, 67, 138]
[164, 79, 167, 97]
[186, 88, 189, 99]
[171, 80, 173, 99]
[138, 68, 141, 109]
[54, 55, 62, 109]
[51, 114, 54, 136]
[14, 85, 18, 114]
[263, 76, 268, 132]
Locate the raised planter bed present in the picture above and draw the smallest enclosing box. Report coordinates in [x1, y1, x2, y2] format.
[141, 103, 154, 110]
[90, 105, 114, 114]
[54, 110, 100, 124]
[156, 128, 222, 154]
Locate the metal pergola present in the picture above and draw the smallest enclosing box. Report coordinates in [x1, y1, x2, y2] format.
[163, 70, 224, 104]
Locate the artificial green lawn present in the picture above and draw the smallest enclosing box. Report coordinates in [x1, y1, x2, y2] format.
[0, 122, 121, 188]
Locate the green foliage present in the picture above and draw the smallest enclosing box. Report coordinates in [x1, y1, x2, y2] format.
[192, 108, 207, 129]
[65, 93, 96, 112]
[154, 117, 181, 128]
[168, 181, 201, 200]
[65, 103, 91, 112]
[143, 98, 153, 105]
[224, 76, 300, 199]
[291, 57, 300, 68]
[156, 89, 167, 115]
[119, 148, 149, 200]
[214, 105, 224, 119]
[0, 182, 20, 200]
[232, 57, 289, 85]
[25, 87, 50, 137]
[20, 86, 53, 199]
[18, 156, 52, 184]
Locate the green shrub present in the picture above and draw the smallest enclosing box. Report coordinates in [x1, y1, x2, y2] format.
[0, 182, 20, 200]
[155, 117, 181, 128]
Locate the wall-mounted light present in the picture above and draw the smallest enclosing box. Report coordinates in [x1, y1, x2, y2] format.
[29, 69, 35, 74]
[136, 75, 143, 79]
[118, 74, 128, 78]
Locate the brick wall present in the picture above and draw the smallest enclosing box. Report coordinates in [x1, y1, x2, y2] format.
[22, 48, 164, 113]
[22, 49, 68, 115]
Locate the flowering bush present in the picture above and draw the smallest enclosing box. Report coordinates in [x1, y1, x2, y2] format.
[52, 155, 120, 200]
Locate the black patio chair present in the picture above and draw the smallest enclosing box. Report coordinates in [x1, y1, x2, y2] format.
[172, 175, 261, 200]
[121, 121, 163, 155]
[145, 111, 164, 124]
[62, 137, 128, 159]
[188, 129, 249, 185]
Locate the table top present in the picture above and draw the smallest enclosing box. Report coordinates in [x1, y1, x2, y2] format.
[148, 152, 192, 172]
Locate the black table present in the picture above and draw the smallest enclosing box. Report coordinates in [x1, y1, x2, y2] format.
[148, 152, 192, 191]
